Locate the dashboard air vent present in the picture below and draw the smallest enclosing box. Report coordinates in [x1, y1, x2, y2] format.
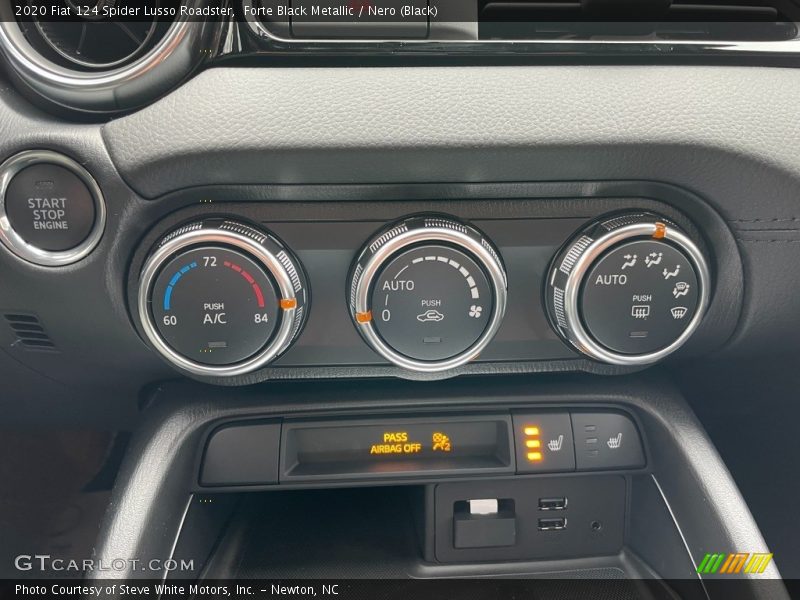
[0, 1, 214, 113]
[4, 313, 57, 352]
[17, 0, 173, 71]
[479, 0, 800, 41]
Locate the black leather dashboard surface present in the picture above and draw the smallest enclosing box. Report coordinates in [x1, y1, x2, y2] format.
[103, 65, 800, 222]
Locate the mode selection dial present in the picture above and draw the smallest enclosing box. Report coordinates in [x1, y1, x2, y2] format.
[547, 213, 710, 365]
[348, 215, 507, 373]
[138, 219, 309, 377]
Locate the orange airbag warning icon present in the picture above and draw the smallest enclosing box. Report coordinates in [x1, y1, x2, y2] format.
[432, 432, 452, 452]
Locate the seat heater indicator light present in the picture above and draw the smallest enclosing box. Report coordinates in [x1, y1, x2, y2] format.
[524, 426, 543, 462]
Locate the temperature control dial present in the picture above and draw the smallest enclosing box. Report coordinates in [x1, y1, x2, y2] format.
[138, 219, 309, 377]
[348, 215, 507, 372]
[546, 212, 710, 365]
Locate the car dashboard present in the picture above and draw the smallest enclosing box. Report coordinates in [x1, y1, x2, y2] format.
[0, 1, 799, 598]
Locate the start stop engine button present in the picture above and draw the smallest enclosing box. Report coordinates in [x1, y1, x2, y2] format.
[0, 151, 105, 265]
[5, 163, 96, 251]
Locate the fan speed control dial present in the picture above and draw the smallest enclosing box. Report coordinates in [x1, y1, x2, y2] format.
[348, 215, 507, 373]
[546, 213, 710, 365]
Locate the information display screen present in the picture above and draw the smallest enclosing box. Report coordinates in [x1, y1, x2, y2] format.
[281, 415, 513, 480]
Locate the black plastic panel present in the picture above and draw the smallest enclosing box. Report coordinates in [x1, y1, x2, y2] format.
[259, 217, 579, 366]
[281, 414, 513, 481]
[124, 193, 738, 385]
[197, 407, 645, 489]
[201, 420, 282, 486]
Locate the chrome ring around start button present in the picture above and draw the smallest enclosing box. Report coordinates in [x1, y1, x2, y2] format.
[0, 150, 106, 266]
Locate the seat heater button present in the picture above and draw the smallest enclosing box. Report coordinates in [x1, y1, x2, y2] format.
[512, 412, 576, 473]
[571, 411, 645, 470]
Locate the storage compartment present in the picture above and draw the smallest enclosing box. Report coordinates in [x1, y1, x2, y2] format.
[203, 487, 424, 578]
[177, 474, 702, 591]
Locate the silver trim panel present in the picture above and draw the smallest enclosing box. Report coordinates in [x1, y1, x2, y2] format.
[247, 36, 800, 55]
[242, 0, 800, 57]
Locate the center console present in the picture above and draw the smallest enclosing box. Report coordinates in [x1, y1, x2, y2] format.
[89, 373, 783, 598]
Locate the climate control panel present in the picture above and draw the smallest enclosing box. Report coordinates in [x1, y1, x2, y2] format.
[131, 206, 716, 381]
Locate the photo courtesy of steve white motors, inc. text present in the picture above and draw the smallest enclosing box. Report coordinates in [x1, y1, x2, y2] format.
[14, 583, 340, 598]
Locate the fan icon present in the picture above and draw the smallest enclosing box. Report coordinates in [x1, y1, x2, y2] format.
[469, 305, 483, 318]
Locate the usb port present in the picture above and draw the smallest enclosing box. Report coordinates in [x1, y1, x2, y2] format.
[538, 517, 567, 531]
[538, 497, 567, 511]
